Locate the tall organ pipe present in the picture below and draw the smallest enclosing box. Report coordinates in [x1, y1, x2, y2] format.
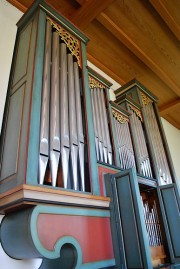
[100, 90, 112, 164]
[39, 21, 52, 184]
[50, 31, 60, 187]
[68, 53, 78, 190]
[97, 89, 108, 163]
[94, 89, 103, 162]
[60, 43, 70, 189]
[146, 103, 171, 183]
[90, 89, 99, 161]
[74, 62, 85, 191]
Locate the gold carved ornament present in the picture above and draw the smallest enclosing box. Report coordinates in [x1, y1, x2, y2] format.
[129, 104, 143, 122]
[47, 17, 81, 67]
[112, 108, 129, 124]
[88, 76, 105, 89]
[140, 91, 153, 106]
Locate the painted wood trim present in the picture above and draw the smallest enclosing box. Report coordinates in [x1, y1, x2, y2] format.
[40, 1, 89, 44]
[129, 168, 153, 269]
[88, 67, 112, 88]
[157, 184, 180, 263]
[97, 162, 121, 172]
[0, 184, 110, 213]
[115, 79, 158, 103]
[81, 42, 100, 195]
[26, 10, 46, 185]
[0, 30, 20, 176]
[110, 100, 132, 117]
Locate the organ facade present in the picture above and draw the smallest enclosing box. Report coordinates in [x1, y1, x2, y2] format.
[0, 1, 180, 269]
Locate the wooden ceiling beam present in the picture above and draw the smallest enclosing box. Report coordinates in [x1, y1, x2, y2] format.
[69, 0, 115, 30]
[97, 12, 180, 98]
[159, 98, 180, 115]
[7, 0, 28, 12]
[149, 0, 180, 41]
[87, 53, 126, 86]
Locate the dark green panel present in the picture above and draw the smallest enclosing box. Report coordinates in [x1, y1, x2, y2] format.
[1, 84, 25, 180]
[116, 174, 143, 268]
[161, 186, 180, 258]
[81, 42, 99, 195]
[26, 10, 46, 185]
[17, 13, 39, 184]
[12, 22, 32, 87]
[105, 170, 152, 269]
[39, 244, 77, 269]
[0, 208, 41, 259]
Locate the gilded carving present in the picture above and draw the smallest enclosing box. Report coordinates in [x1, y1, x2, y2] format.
[112, 108, 129, 124]
[140, 91, 153, 106]
[47, 17, 81, 67]
[129, 104, 143, 121]
[89, 76, 105, 89]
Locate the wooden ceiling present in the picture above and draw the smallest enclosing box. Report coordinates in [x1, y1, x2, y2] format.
[8, 0, 180, 129]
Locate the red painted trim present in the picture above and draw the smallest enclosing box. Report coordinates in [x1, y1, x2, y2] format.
[37, 214, 114, 263]
[98, 166, 117, 196]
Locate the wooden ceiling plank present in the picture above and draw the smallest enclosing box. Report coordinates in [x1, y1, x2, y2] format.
[159, 98, 180, 115]
[162, 114, 180, 129]
[85, 20, 177, 105]
[149, 0, 180, 41]
[97, 12, 180, 98]
[7, 0, 28, 12]
[87, 53, 126, 85]
[69, 0, 115, 29]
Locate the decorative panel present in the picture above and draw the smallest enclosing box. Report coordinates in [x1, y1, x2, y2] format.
[1, 84, 25, 180]
[12, 22, 32, 87]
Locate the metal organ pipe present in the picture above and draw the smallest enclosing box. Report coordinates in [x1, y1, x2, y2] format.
[39, 21, 52, 185]
[142, 199, 163, 247]
[98, 89, 108, 163]
[68, 53, 79, 190]
[112, 109, 135, 170]
[89, 80, 113, 165]
[94, 88, 104, 162]
[130, 107, 152, 178]
[60, 43, 70, 189]
[50, 31, 60, 187]
[144, 102, 172, 184]
[74, 62, 85, 191]
[90, 89, 99, 161]
[39, 19, 87, 191]
[100, 90, 112, 165]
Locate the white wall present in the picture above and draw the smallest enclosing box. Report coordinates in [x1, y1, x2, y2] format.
[0, 1, 42, 268]
[161, 118, 180, 180]
[0, 0, 22, 131]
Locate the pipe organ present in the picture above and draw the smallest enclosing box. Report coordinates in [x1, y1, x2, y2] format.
[89, 75, 113, 165]
[111, 104, 136, 170]
[39, 17, 86, 191]
[115, 80, 175, 185]
[141, 93, 172, 184]
[0, 2, 180, 269]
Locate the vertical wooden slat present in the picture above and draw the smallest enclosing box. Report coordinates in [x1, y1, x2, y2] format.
[81, 42, 99, 195]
